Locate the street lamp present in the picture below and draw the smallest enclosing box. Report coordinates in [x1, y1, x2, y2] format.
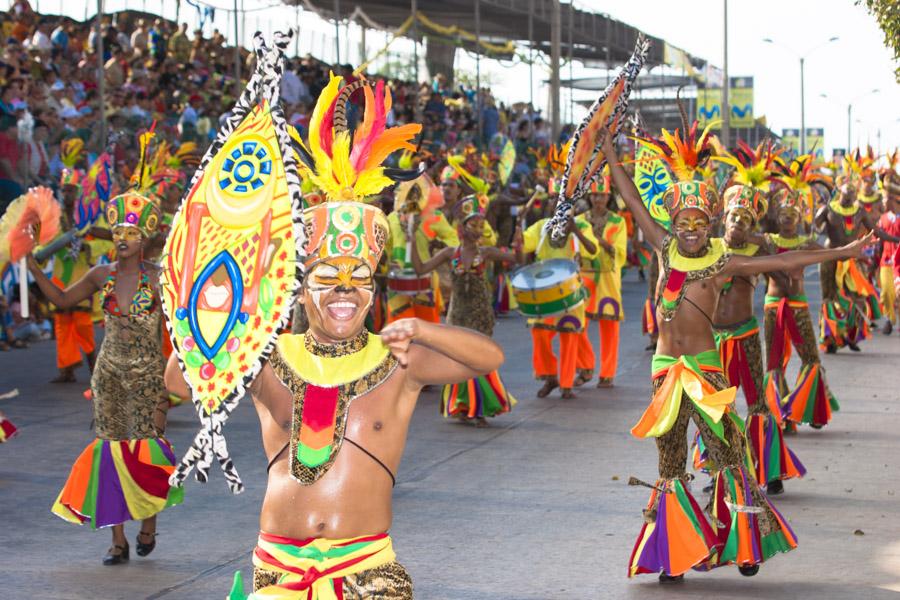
[763, 36, 839, 153]
[820, 88, 879, 150]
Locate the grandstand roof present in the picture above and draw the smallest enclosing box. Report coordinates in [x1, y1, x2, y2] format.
[294, 0, 677, 68]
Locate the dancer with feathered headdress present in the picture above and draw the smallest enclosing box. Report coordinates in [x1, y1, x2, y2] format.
[592, 91, 874, 582]
[711, 140, 806, 494]
[161, 33, 505, 600]
[26, 123, 183, 566]
[814, 152, 900, 353]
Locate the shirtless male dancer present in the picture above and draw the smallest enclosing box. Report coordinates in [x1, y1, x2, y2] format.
[593, 128, 871, 582]
[167, 70, 506, 598]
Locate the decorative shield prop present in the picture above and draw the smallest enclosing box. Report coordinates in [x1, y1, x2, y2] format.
[634, 143, 673, 231]
[161, 32, 304, 493]
[548, 36, 650, 242]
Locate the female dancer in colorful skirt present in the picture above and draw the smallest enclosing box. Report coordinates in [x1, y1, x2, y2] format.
[412, 194, 519, 426]
[28, 186, 182, 565]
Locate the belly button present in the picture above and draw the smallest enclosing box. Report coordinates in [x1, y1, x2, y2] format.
[316, 522, 325, 532]
[373, 421, 383, 431]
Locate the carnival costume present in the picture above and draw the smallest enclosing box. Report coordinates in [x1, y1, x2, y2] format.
[162, 33, 420, 598]
[45, 163, 97, 376]
[575, 175, 628, 385]
[712, 145, 805, 485]
[877, 171, 900, 328]
[385, 175, 455, 324]
[440, 195, 516, 420]
[764, 183, 838, 429]
[614, 114, 796, 577]
[519, 36, 648, 397]
[819, 156, 879, 349]
[0, 411, 16, 442]
[51, 142, 183, 529]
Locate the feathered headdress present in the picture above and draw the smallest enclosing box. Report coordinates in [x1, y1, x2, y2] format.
[773, 153, 833, 221]
[632, 92, 719, 220]
[446, 154, 490, 196]
[294, 74, 424, 272]
[714, 139, 780, 192]
[293, 74, 422, 201]
[59, 138, 85, 191]
[106, 125, 161, 238]
[547, 35, 650, 241]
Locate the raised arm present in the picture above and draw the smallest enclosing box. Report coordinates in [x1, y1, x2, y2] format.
[411, 244, 453, 275]
[482, 244, 521, 265]
[26, 254, 104, 309]
[600, 130, 667, 250]
[380, 319, 505, 388]
[725, 231, 873, 277]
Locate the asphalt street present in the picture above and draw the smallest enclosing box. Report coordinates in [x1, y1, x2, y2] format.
[1, 268, 899, 599]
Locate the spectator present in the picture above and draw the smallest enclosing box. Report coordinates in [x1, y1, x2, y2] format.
[130, 18, 148, 56]
[0, 116, 24, 206]
[167, 22, 190, 64]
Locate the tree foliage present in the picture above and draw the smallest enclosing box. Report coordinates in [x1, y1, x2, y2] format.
[858, 0, 900, 81]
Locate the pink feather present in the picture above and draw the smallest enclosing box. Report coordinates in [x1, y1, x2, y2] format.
[350, 80, 387, 172]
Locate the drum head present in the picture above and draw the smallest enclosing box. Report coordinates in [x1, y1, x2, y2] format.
[510, 258, 577, 291]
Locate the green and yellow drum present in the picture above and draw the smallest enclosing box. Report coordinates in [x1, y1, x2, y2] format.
[510, 258, 586, 317]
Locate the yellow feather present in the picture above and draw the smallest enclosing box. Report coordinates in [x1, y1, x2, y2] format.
[330, 132, 356, 200]
[354, 168, 392, 199]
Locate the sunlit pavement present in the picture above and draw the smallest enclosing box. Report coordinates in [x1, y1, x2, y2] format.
[2, 269, 900, 599]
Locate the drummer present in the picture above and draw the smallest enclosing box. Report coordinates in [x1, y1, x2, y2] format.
[385, 175, 459, 324]
[514, 195, 599, 399]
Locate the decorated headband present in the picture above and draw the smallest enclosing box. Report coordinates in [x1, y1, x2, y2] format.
[773, 188, 805, 216]
[440, 164, 461, 184]
[106, 192, 160, 237]
[723, 185, 767, 223]
[457, 193, 487, 223]
[548, 36, 649, 242]
[106, 127, 163, 237]
[160, 32, 305, 494]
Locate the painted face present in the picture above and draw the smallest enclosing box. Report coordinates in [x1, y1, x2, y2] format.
[302, 256, 373, 342]
[839, 182, 857, 203]
[673, 208, 710, 255]
[462, 215, 485, 241]
[112, 226, 143, 258]
[725, 208, 754, 238]
[777, 207, 801, 233]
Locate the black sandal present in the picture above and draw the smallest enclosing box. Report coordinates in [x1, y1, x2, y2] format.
[136, 531, 157, 557]
[103, 543, 130, 565]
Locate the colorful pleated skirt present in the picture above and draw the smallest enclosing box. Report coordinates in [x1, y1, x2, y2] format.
[52, 437, 184, 528]
[441, 371, 516, 419]
[709, 466, 797, 567]
[629, 478, 720, 577]
[0, 412, 17, 442]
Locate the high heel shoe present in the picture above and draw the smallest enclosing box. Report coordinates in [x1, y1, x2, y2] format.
[102, 543, 129, 565]
[136, 531, 157, 557]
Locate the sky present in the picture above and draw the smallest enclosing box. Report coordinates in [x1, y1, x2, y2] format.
[54, 0, 900, 157]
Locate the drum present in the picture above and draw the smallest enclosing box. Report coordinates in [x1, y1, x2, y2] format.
[510, 259, 585, 317]
[388, 269, 432, 296]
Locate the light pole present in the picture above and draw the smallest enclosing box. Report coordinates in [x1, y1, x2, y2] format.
[820, 89, 879, 150]
[763, 35, 838, 154]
